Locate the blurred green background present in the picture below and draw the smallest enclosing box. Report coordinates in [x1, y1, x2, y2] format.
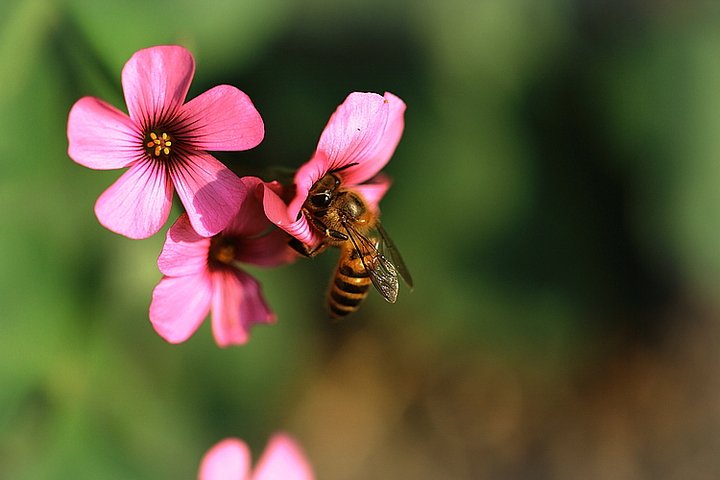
[4, 0, 720, 478]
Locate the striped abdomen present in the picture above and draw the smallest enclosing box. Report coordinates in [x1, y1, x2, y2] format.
[328, 243, 372, 319]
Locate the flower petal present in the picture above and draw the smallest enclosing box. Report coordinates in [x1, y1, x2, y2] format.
[67, 96, 141, 170]
[158, 214, 212, 277]
[350, 172, 392, 213]
[94, 160, 173, 239]
[122, 45, 194, 125]
[314, 92, 389, 177]
[341, 92, 406, 186]
[199, 438, 251, 480]
[235, 230, 297, 268]
[179, 85, 264, 151]
[210, 269, 275, 348]
[252, 433, 315, 480]
[260, 183, 323, 248]
[259, 182, 293, 225]
[171, 151, 246, 237]
[149, 273, 213, 344]
[222, 177, 274, 238]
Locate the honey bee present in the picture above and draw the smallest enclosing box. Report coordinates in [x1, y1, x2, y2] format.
[290, 169, 413, 319]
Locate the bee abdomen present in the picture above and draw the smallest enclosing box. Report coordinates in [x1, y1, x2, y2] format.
[328, 251, 372, 319]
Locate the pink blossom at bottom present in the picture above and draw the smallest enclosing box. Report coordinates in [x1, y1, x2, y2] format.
[199, 433, 315, 480]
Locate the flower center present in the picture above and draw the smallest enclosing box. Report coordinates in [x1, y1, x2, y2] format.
[209, 236, 237, 265]
[215, 244, 235, 264]
[144, 130, 173, 158]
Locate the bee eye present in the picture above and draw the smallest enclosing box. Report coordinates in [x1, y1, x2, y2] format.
[310, 193, 331, 208]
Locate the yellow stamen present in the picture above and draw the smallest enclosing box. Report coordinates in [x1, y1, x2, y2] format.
[144, 130, 173, 158]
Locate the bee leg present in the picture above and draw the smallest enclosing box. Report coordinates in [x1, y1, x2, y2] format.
[307, 216, 348, 241]
[289, 237, 327, 258]
[326, 229, 348, 241]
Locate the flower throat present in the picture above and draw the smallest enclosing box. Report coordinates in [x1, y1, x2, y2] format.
[209, 235, 237, 266]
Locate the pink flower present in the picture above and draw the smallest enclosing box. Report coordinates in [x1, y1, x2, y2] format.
[199, 433, 315, 480]
[260, 91, 406, 249]
[67, 45, 264, 239]
[149, 177, 295, 347]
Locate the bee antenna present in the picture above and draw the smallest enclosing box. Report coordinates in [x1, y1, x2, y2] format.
[329, 163, 359, 174]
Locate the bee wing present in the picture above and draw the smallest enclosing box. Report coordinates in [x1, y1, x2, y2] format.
[344, 225, 400, 303]
[366, 248, 400, 304]
[376, 223, 413, 290]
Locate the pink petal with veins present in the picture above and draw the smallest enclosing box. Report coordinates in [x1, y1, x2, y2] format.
[149, 273, 213, 344]
[157, 214, 212, 277]
[210, 269, 276, 348]
[314, 92, 389, 174]
[122, 45, 194, 124]
[199, 438, 251, 480]
[252, 433, 315, 480]
[67, 97, 141, 170]
[170, 151, 246, 237]
[341, 92, 406, 186]
[180, 85, 264, 151]
[94, 160, 173, 239]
